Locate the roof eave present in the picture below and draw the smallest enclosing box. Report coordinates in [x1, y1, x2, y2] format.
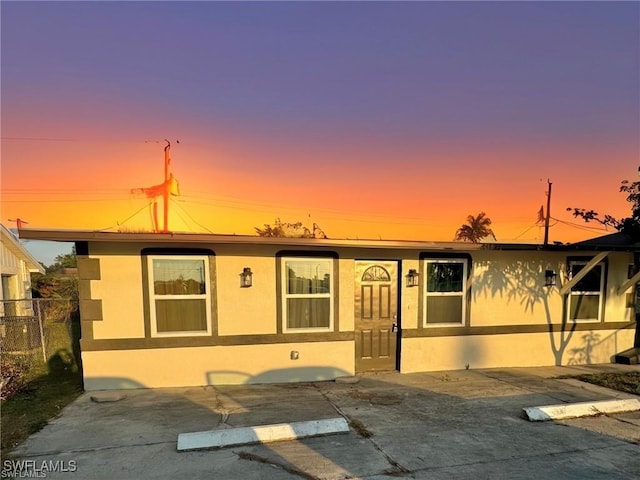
[18, 228, 560, 252]
[1, 225, 46, 273]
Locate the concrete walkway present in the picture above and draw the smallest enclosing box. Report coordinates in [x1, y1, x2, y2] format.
[5, 364, 640, 479]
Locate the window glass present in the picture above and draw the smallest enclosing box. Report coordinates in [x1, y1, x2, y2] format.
[148, 256, 211, 336]
[426, 296, 463, 324]
[569, 296, 600, 320]
[362, 266, 391, 282]
[282, 258, 333, 332]
[570, 263, 602, 293]
[424, 259, 467, 326]
[155, 299, 207, 332]
[286, 298, 331, 329]
[568, 260, 604, 322]
[427, 263, 464, 292]
[286, 260, 331, 294]
[153, 259, 206, 295]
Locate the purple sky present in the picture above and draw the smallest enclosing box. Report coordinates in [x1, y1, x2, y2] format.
[2, 1, 639, 264]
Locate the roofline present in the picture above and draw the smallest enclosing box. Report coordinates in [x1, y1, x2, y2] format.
[1, 225, 46, 273]
[17, 228, 573, 252]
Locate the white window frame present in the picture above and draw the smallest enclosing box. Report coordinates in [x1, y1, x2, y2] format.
[567, 260, 604, 323]
[148, 255, 212, 337]
[281, 257, 334, 333]
[423, 258, 468, 327]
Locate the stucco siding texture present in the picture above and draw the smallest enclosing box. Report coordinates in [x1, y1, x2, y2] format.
[82, 341, 355, 390]
[401, 328, 635, 373]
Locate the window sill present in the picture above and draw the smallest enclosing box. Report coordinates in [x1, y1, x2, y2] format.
[424, 323, 465, 328]
[151, 330, 212, 338]
[282, 327, 333, 334]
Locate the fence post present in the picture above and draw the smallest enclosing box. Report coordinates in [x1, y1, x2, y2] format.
[36, 300, 47, 363]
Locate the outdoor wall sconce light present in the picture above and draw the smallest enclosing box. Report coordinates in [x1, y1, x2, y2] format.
[240, 267, 253, 288]
[544, 269, 557, 287]
[405, 269, 419, 288]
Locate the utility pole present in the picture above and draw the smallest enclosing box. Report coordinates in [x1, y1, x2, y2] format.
[130, 140, 179, 233]
[543, 180, 552, 246]
[8, 218, 28, 231]
[162, 141, 171, 233]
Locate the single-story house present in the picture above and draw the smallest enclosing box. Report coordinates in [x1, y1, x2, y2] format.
[19, 229, 640, 391]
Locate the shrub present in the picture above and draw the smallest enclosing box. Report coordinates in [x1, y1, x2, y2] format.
[0, 356, 28, 400]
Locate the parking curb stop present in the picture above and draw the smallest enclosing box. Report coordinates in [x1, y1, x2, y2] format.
[177, 417, 350, 451]
[522, 398, 640, 422]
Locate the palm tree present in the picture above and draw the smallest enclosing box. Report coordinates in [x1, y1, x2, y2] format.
[455, 212, 496, 243]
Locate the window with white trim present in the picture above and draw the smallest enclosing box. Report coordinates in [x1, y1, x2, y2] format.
[281, 257, 333, 332]
[568, 260, 604, 322]
[424, 258, 467, 326]
[148, 255, 212, 337]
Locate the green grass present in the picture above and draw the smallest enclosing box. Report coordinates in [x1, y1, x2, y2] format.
[1, 367, 83, 458]
[572, 371, 640, 396]
[1, 311, 83, 459]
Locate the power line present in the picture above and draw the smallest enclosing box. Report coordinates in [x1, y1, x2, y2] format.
[6, 184, 618, 237]
[170, 198, 215, 234]
[177, 193, 435, 224]
[170, 205, 194, 233]
[97, 201, 154, 231]
[550, 217, 609, 232]
[0, 136, 175, 144]
[0, 137, 76, 142]
[511, 224, 538, 241]
[2, 198, 127, 204]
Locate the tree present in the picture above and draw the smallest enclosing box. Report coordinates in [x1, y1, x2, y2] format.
[33, 245, 78, 300]
[567, 176, 640, 349]
[31, 272, 78, 302]
[567, 178, 640, 241]
[46, 245, 77, 273]
[454, 212, 496, 243]
[255, 218, 328, 239]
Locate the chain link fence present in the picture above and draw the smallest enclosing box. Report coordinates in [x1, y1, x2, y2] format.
[0, 298, 80, 375]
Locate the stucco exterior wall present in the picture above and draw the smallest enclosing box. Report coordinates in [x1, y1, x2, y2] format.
[401, 326, 635, 373]
[89, 247, 146, 340]
[82, 341, 355, 390]
[86, 246, 633, 341]
[399, 258, 421, 330]
[215, 253, 277, 336]
[604, 252, 635, 322]
[470, 251, 566, 327]
[77, 241, 636, 389]
[338, 258, 355, 332]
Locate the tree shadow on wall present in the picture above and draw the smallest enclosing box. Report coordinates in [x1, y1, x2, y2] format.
[473, 257, 576, 366]
[566, 332, 600, 365]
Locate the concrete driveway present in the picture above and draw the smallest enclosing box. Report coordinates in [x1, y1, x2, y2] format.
[5, 364, 640, 479]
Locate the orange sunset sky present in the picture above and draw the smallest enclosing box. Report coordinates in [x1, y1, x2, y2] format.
[1, 2, 638, 260]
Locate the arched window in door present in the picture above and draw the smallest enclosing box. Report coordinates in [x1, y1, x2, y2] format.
[362, 265, 391, 282]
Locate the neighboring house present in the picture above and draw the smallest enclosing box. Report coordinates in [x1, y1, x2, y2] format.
[19, 228, 639, 391]
[0, 225, 45, 349]
[0, 224, 44, 303]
